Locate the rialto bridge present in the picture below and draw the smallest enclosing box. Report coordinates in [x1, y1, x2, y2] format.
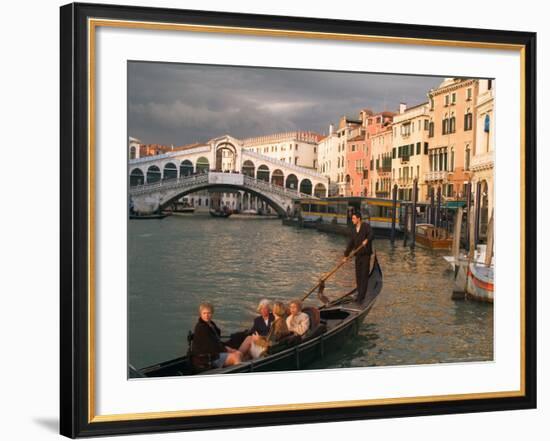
[128, 135, 328, 215]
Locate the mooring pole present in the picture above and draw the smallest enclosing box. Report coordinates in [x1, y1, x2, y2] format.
[411, 179, 418, 249]
[465, 181, 472, 252]
[436, 186, 442, 228]
[391, 184, 398, 244]
[403, 203, 409, 247]
[429, 187, 435, 225]
[474, 181, 482, 245]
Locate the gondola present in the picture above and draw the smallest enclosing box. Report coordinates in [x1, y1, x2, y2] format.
[129, 213, 169, 220]
[132, 255, 383, 378]
[209, 208, 232, 218]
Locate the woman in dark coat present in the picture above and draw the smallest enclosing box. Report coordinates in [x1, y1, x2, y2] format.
[190, 302, 242, 370]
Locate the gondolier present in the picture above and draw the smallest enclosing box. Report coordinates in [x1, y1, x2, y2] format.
[343, 211, 374, 303]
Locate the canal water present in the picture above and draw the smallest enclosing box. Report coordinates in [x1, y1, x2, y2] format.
[128, 214, 493, 371]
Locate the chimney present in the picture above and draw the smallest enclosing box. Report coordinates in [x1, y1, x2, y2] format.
[399, 103, 407, 114]
[329, 124, 334, 135]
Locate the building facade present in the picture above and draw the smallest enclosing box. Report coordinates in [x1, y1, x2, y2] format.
[471, 79, 495, 236]
[425, 78, 479, 202]
[369, 125, 393, 199]
[242, 131, 322, 170]
[391, 102, 431, 201]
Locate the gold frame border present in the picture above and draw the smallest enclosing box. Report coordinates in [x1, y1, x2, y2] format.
[87, 18, 527, 424]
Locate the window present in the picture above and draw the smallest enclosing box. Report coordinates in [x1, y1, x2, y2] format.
[424, 142, 429, 155]
[444, 95, 449, 106]
[416, 142, 421, 155]
[467, 88, 472, 101]
[484, 114, 491, 133]
[447, 184, 454, 197]
[442, 118, 448, 135]
[451, 92, 456, 104]
[449, 116, 456, 133]
[295, 157, 298, 165]
[392, 147, 396, 159]
[429, 121, 434, 138]
[488, 79, 493, 90]
[450, 148, 455, 171]
[129, 146, 136, 159]
[464, 111, 473, 131]
[424, 119, 429, 130]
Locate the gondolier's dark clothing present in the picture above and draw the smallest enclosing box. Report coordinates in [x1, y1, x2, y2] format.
[250, 313, 275, 336]
[344, 221, 375, 303]
[190, 318, 226, 360]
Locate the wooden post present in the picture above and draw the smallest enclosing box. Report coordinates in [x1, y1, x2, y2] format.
[484, 209, 494, 266]
[474, 181, 482, 245]
[403, 203, 409, 247]
[452, 207, 463, 265]
[436, 186, 442, 228]
[465, 182, 472, 251]
[429, 187, 435, 225]
[411, 179, 418, 249]
[468, 208, 476, 259]
[391, 184, 397, 244]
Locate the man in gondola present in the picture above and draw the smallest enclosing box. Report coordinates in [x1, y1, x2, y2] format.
[342, 211, 374, 303]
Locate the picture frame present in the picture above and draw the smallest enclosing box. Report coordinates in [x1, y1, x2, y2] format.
[60, 2, 537, 438]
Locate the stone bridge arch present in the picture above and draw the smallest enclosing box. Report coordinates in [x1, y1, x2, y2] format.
[159, 184, 289, 216]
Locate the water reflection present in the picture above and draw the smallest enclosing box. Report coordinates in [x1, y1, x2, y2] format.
[129, 214, 493, 370]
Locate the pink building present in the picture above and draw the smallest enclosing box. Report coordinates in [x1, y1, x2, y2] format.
[345, 110, 394, 197]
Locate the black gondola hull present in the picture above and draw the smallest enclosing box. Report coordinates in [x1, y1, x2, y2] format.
[136, 256, 382, 378]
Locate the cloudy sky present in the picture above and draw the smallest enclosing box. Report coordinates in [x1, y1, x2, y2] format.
[128, 61, 445, 146]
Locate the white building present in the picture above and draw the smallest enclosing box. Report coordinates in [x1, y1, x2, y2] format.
[317, 115, 364, 196]
[471, 79, 495, 236]
[129, 136, 141, 160]
[242, 131, 322, 170]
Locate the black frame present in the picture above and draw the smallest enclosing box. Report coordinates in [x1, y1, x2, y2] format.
[60, 2, 537, 438]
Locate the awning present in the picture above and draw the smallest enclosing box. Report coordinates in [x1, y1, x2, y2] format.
[444, 200, 467, 209]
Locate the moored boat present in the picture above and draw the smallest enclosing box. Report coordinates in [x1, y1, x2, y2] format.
[415, 223, 453, 250]
[209, 208, 232, 218]
[466, 261, 494, 302]
[135, 256, 383, 377]
[130, 213, 170, 220]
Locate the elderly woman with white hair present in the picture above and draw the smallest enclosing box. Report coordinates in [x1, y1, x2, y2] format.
[238, 299, 275, 359]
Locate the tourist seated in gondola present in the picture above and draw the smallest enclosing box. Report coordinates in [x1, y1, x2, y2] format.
[250, 299, 275, 336]
[239, 301, 291, 359]
[286, 299, 310, 337]
[189, 302, 242, 370]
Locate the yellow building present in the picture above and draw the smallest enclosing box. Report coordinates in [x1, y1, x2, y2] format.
[391, 102, 431, 202]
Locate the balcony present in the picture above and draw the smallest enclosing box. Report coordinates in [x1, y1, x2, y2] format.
[470, 151, 494, 171]
[424, 171, 449, 181]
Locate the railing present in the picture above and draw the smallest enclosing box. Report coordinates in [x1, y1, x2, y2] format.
[243, 175, 318, 200]
[129, 172, 319, 200]
[423, 170, 449, 181]
[243, 150, 325, 180]
[470, 151, 494, 171]
[129, 173, 208, 195]
[129, 146, 210, 165]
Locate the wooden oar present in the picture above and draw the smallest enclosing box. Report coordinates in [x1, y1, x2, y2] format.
[301, 242, 366, 302]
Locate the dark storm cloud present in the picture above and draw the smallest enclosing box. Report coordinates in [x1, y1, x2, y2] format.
[128, 61, 445, 146]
